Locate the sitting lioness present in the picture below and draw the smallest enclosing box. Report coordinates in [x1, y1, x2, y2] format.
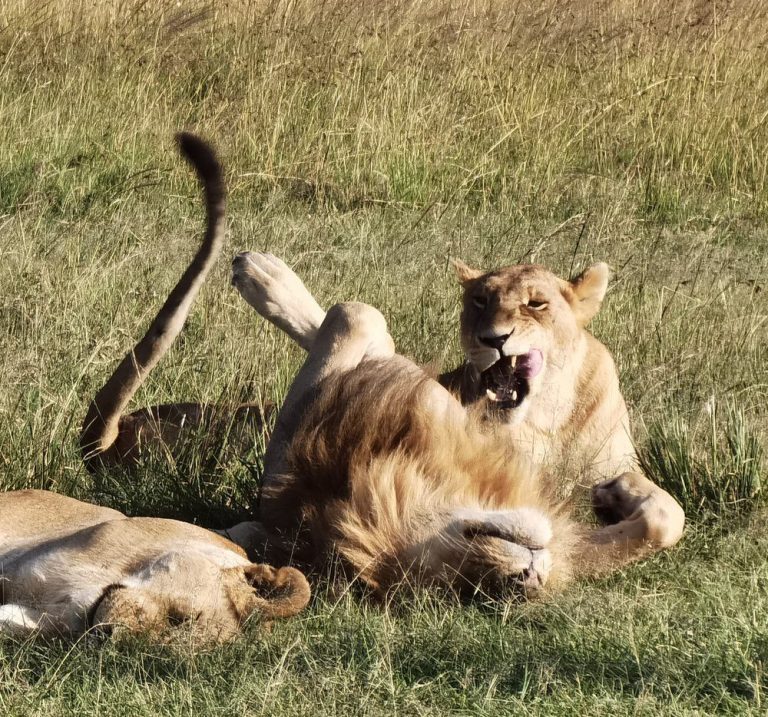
[0, 490, 310, 642]
[444, 259, 684, 547]
[441, 260, 636, 479]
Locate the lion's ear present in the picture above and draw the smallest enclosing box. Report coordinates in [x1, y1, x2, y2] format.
[238, 564, 311, 620]
[451, 259, 482, 284]
[566, 262, 610, 326]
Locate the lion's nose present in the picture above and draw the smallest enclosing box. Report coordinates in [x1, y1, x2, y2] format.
[520, 566, 544, 591]
[479, 331, 512, 352]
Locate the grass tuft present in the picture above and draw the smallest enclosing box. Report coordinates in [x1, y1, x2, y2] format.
[639, 400, 764, 518]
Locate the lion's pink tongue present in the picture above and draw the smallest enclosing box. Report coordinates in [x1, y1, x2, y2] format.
[516, 349, 543, 379]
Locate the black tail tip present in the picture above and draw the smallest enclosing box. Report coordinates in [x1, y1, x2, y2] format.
[175, 131, 224, 191]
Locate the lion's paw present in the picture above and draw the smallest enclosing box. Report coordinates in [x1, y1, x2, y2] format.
[592, 473, 647, 525]
[592, 472, 685, 548]
[231, 252, 326, 350]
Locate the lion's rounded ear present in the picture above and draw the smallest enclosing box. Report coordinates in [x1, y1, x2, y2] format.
[566, 262, 610, 326]
[451, 258, 482, 284]
[240, 564, 311, 620]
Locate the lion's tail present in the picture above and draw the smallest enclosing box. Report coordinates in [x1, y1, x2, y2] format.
[80, 133, 226, 472]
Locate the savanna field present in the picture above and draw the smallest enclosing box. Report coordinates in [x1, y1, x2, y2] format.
[1, 0, 768, 713]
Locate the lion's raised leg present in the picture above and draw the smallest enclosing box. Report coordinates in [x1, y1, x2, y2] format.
[232, 252, 326, 352]
[231, 251, 467, 462]
[262, 300, 397, 478]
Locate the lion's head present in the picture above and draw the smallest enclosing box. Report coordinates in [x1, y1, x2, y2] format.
[92, 550, 310, 643]
[452, 260, 610, 424]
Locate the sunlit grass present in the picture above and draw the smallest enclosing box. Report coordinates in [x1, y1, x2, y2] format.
[0, 0, 767, 713]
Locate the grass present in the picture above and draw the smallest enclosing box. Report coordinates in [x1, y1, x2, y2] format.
[1, 0, 767, 713]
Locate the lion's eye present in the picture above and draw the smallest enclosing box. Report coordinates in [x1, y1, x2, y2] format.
[472, 295, 487, 309]
[527, 299, 548, 310]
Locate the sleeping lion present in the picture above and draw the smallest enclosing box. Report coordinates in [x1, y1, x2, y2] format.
[0, 489, 310, 642]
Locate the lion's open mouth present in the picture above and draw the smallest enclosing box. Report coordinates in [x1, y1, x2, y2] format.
[481, 349, 543, 410]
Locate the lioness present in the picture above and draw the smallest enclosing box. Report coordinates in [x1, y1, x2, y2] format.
[0, 490, 310, 642]
[226, 252, 684, 596]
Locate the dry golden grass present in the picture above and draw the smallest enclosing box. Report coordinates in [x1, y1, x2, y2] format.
[3, 0, 768, 220]
[0, 2, 767, 713]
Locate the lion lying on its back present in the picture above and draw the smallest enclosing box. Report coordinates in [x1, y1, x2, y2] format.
[254, 358, 574, 596]
[228, 253, 685, 598]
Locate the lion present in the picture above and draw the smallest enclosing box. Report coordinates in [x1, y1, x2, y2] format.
[226, 252, 686, 597]
[441, 259, 684, 547]
[0, 490, 310, 642]
[79, 132, 270, 473]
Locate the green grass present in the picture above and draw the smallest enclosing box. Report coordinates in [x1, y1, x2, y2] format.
[1, 0, 768, 713]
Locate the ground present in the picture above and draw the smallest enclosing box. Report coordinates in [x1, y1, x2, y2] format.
[0, 1, 767, 714]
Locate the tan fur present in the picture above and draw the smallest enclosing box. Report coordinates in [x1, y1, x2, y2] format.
[230, 254, 684, 600]
[78, 141, 683, 578]
[79, 133, 270, 473]
[0, 490, 310, 643]
[440, 259, 685, 550]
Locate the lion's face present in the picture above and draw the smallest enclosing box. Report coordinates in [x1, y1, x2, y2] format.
[433, 506, 556, 598]
[454, 260, 609, 423]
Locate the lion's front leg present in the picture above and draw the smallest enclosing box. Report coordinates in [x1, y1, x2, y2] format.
[231, 252, 326, 351]
[591, 471, 685, 550]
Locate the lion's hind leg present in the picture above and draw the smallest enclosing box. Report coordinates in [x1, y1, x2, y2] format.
[262, 301, 396, 478]
[231, 249, 466, 430]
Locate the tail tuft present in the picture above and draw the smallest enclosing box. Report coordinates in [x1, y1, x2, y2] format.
[175, 132, 225, 207]
[246, 564, 312, 619]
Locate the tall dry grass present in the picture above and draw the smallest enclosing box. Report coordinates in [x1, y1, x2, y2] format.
[2, 0, 768, 221]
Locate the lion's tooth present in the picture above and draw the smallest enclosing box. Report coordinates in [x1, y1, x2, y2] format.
[486, 389, 499, 401]
[510, 355, 518, 368]
[512, 390, 518, 401]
